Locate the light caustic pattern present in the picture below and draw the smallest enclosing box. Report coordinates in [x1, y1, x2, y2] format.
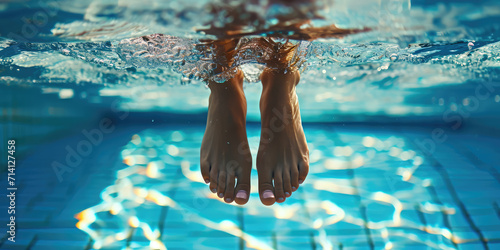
[75, 127, 485, 249]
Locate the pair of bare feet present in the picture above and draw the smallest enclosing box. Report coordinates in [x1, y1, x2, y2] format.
[200, 66, 309, 206]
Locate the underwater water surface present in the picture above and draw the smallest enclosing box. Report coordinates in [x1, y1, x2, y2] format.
[1, 0, 500, 249]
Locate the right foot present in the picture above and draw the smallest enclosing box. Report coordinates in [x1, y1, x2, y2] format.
[200, 70, 252, 205]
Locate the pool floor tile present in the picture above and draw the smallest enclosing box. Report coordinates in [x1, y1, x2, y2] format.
[2, 125, 500, 250]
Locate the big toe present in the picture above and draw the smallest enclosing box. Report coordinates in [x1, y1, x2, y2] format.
[234, 170, 250, 205]
[258, 170, 276, 206]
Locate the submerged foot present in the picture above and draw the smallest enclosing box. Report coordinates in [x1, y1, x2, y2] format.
[200, 70, 252, 205]
[257, 67, 309, 206]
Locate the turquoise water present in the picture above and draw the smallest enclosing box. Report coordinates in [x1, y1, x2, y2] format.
[1, 0, 499, 121]
[1, 0, 500, 249]
[1, 124, 500, 249]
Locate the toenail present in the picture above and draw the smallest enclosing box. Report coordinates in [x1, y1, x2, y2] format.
[218, 193, 224, 198]
[299, 179, 304, 184]
[211, 188, 217, 193]
[236, 190, 247, 200]
[285, 192, 290, 196]
[263, 190, 275, 199]
[204, 179, 210, 184]
[225, 198, 232, 203]
[292, 186, 297, 191]
[278, 197, 284, 202]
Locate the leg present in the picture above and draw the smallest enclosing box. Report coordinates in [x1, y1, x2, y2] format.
[257, 67, 309, 206]
[200, 70, 252, 205]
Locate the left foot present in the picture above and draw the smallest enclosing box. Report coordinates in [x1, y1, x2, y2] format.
[257, 67, 309, 206]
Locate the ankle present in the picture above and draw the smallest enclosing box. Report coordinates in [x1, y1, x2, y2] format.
[208, 70, 244, 94]
[260, 67, 299, 96]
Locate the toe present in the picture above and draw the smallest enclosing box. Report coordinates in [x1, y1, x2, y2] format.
[291, 165, 299, 192]
[217, 170, 226, 199]
[258, 168, 276, 206]
[200, 161, 210, 184]
[234, 168, 251, 205]
[209, 165, 218, 193]
[224, 172, 236, 203]
[283, 168, 292, 198]
[298, 160, 309, 185]
[273, 168, 286, 203]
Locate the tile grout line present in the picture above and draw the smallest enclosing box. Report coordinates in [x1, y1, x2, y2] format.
[272, 232, 278, 250]
[447, 137, 500, 184]
[26, 234, 38, 250]
[415, 203, 428, 232]
[298, 184, 314, 249]
[425, 184, 458, 248]
[329, 127, 374, 250]
[403, 132, 490, 250]
[493, 202, 500, 220]
[309, 231, 317, 250]
[238, 207, 245, 250]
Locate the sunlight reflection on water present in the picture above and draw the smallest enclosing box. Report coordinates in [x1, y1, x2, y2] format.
[73, 127, 486, 249]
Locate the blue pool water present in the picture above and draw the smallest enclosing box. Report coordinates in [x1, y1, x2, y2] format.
[1, 0, 500, 249]
[1, 124, 500, 249]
